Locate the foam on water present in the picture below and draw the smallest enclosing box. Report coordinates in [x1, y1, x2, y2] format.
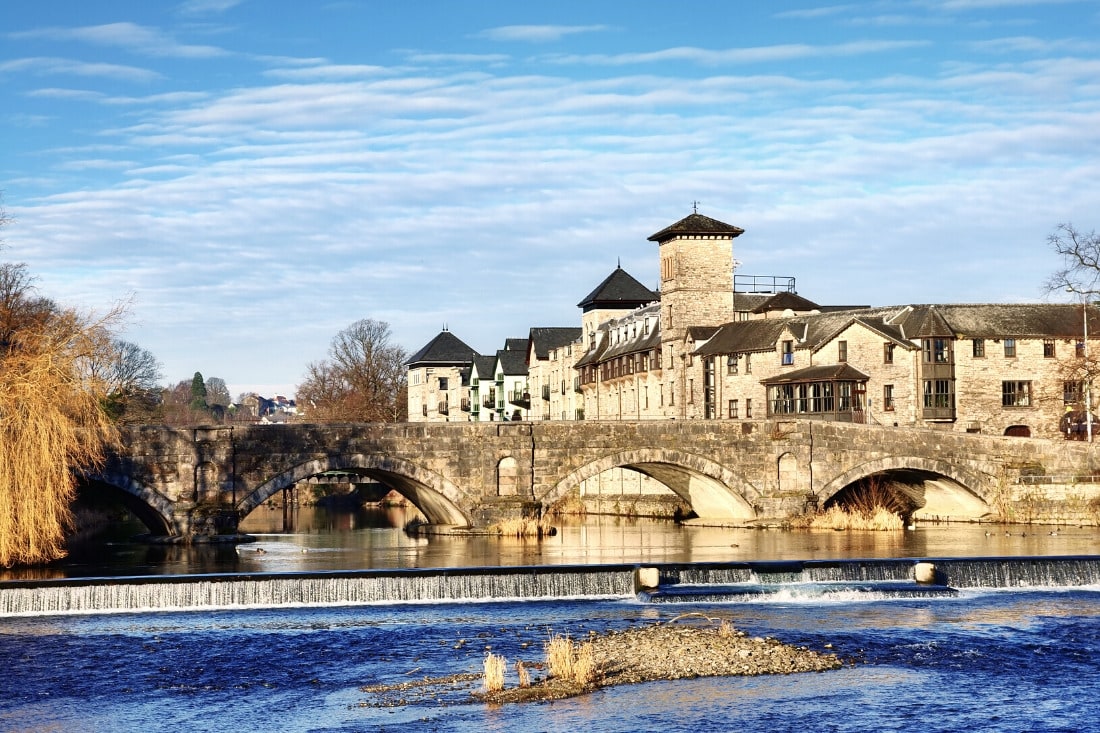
[4, 555, 1100, 616]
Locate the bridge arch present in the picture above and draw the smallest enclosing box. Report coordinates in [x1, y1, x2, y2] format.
[544, 448, 762, 520]
[79, 473, 177, 536]
[816, 456, 993, 521]
[237, 454, 474, 527]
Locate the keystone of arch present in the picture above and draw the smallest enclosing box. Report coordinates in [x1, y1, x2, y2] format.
[543, 448, 762, 519]
[237, 454, 474, 527]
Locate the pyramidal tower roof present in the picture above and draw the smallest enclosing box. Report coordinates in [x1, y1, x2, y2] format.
[576, 266, 659, 312]
[404, 329, 478, 366]
[647, 212, 745, 243]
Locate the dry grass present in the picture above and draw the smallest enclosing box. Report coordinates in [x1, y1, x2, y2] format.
[545, 634, 600, 686]
[515, 661, 531, 688]
[718, 619, 736, 639]
[0, 304, 120, 567]
[545, 634, 576, 679]
[492, 516, 555, 537]
[572, 641, 597, 686]
[809, 505, 904, 531]
[547, 491, 587, 517]
[483, 652, 506, 693]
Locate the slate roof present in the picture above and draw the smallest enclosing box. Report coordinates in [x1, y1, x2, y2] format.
[528, 327, 582, 360]
[647, 213, 745, 243]
[404, 330, 478, 366]
[761, 363, 871, 385]
[496, 344, 529, 377]
[695, 303, 1100, 358]
[752, 291, 824, 314]
[577, 267, 658, 312]
[469, 355, 497, 381]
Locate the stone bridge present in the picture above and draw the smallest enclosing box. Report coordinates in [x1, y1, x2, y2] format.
[86, 419, 1100, 539]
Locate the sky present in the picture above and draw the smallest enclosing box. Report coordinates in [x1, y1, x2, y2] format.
[2, 1, 1099, 400]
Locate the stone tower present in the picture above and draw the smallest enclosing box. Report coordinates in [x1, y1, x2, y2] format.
[648, 212, 744, 415]
[647, 211, 744, 343]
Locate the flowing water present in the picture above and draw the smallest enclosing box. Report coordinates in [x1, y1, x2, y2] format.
[3, 507, 1100, 731]
[1, 587, 1098, 732]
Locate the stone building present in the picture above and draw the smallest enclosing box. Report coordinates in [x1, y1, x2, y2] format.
[407, 210, 1098, 440]
[404, 329, 478, 422]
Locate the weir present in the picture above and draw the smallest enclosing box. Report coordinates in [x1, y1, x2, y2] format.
[3, 556, 1100, 616]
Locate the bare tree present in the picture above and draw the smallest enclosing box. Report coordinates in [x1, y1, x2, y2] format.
[85, 337, 164, 422]
[1047, 223, 1100, 441]
[1046, 223, 1100, 296]
[297, 318, 408, 422]
[205, 376, 232, 408]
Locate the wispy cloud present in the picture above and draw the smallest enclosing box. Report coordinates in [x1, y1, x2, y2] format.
[543, 40, 929, 66]
[0, 57, 160, 82]
[10, 22, 228, 58]
[477, 25, 609, 43]
[176, 0, 244, 16]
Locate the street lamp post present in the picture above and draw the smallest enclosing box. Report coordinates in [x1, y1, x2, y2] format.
[1072, 289, 1094, 443]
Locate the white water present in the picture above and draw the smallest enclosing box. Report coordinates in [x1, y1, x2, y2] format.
[6, 556, 1100, 617]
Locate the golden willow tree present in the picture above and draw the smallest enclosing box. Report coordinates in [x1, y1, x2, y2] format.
[0, 208, 120, 567]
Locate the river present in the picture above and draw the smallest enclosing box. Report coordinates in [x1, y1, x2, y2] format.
[2, 508, 1099, 731]
[4, 505, 1099, 581]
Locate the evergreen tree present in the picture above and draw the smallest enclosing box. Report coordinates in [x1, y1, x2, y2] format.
[190, 371, 208, 412]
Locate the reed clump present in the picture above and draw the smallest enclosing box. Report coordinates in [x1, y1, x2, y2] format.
[808, 505, 904, 531]
[515, 661, 531, 688]
[545, 634, 599, 686]
[483, 652, 506, 693]
[492, 516, 556, 537]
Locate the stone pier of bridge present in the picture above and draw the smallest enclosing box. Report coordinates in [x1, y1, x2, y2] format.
[88, 420, 1100, 540]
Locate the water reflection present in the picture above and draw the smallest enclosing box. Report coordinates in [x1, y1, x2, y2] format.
[3, 504, 1099, 581]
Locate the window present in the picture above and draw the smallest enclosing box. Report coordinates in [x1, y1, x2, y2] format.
[884, 343, 895, 364]
[1064, 381, 1084, 406]
[923, 379, 954, 409]
[744, 353, 752, 374]
[781, 340, 794, 365]
[1002, 381, 1032, 407]
[973, 339, 985, 358]
[738, 311, 750, 321]
[669, 382, 675, 406]
[923, 338, 951, 363]
[1077, 341, 1087, 358]
[745, 398, 753, 418]
[688, 379, 694, 404]
[727, 355, 738, 375]
[1004, 339, 1016, 358]
[438, 377, 448, 391]
[838, 341, 848, 362]
[1044, 339, 1056, 358]
[729, 399, 739, 418]
[883, 384, 895, 411]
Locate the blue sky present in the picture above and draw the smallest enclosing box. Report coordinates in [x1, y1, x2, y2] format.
[2, 1, 1099, 399]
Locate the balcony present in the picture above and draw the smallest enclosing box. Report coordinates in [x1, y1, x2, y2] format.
[509, 388, 530, 409]
[460, 398, 471, 412]
[437, 401, 449, 415]
[574, 376, 583, 393]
